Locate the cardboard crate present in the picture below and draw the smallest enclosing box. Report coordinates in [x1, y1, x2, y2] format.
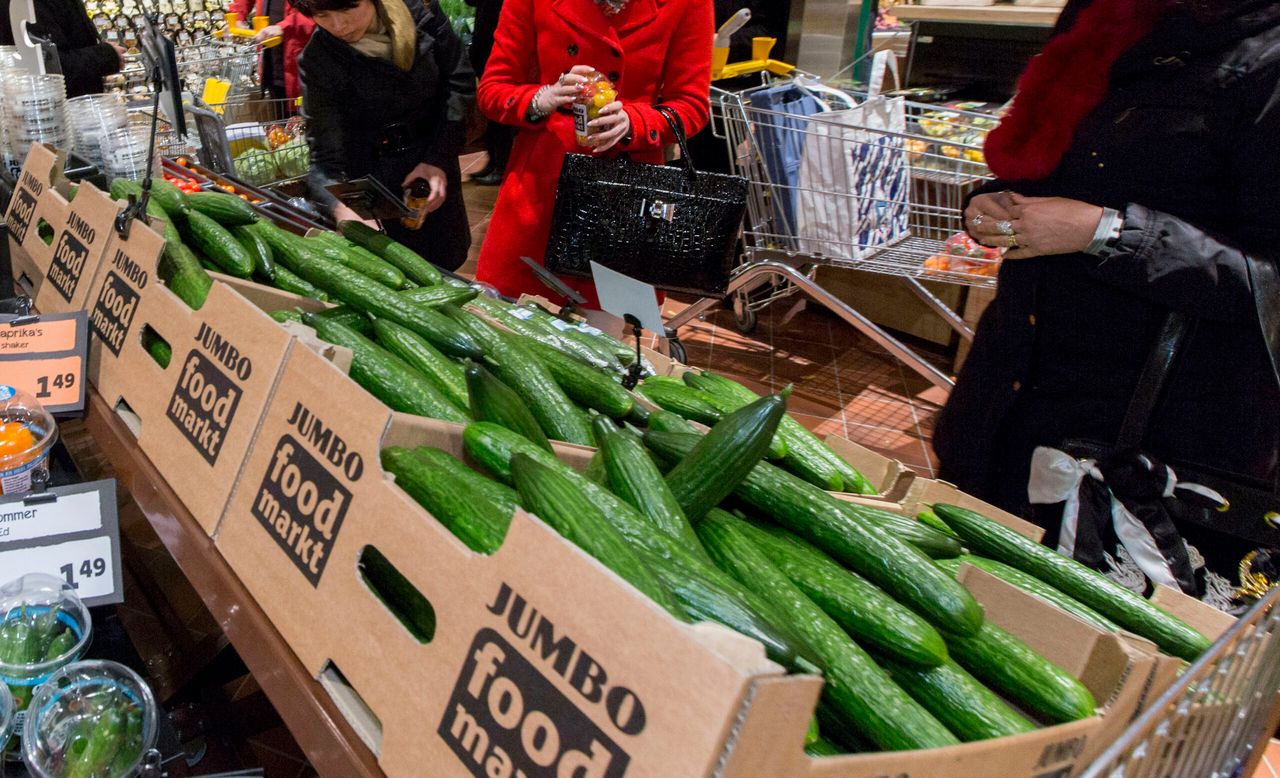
[4, 144, 120, 312]
[83, 216, 304, 534]
[215, 340, 1166, 777]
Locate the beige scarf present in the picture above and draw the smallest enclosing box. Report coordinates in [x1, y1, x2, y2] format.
[349, 0, 416, 72]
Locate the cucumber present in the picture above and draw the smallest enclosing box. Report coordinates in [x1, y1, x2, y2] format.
[646, 432, 985, 637]
[466, 359, 553, 451]
[231, 223, 275, 279]
[511, 453, 677, 612]
[269, 264, 329, 301]
[399, 285, 480, 308]
[373, 319, 468, 410]
[934, 504, 1211, 661]
[806, 737, 843, 757]
[585, 449, 607, 483]
[935, 555, 1119, 633]
[596, 417, 702, 551]
[945, 618, 1098, 725]
[186, 190, 258, 225]
[636, 379, 724, 425]
[446, 308, 593, 445]
[835, 501, 963, 559]
[696, 509, 959, 752]
[647, 410, 699, 434]
[468, 296, 616, 371]
[270, 309, 303, 324]
[65, 706, 125, 778]
[307, 232, 406, 288]
[741, 520, 949, 669]
[526, 338, 635, 418]
[339, 219, 443, 285]
[314, 305, 374, 336]
[159, 242, 212, 310]
[882, 658, 1035, 741]
[382, 446, 515, 553]
[917, 509, 959, 537]
[303, 313, 469, 423]
[524, 305, 634, 366]
[182, 210, 254, 277]
[664, 392, 788, 520]
[686, 371, 876, 494]
[148, 177, 190, 218]
[627, 402, 651, 425]
[142, 328, 172, 368]
[401, 305, 485, 360]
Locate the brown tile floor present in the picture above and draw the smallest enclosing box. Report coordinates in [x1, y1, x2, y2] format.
[456, 152, 952, 476]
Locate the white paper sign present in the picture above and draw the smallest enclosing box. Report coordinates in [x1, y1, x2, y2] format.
[0, 535, 117, 601]
[589, 261, 666, 335]
[0, 490, 102, 543]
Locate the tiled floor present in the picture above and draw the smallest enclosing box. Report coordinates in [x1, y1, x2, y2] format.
[456, 152, 951, 476]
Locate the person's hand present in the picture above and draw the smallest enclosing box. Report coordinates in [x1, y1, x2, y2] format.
[587, 101, 630, 153]
[333, 203, 377, 228]
[975, 194, 1103, 259]
[534, 64, 596, 115]
[254, 24, 283, 43]
[111, 43, 127, 69]
[964, 191, 1016, 241]
[401, 162, 448, 214]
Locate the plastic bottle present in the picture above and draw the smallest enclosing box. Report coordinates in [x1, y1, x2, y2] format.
[572, 70, 618, 146]
[401, 178, 431, 230]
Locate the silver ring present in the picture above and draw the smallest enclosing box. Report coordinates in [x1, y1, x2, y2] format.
[997, 220, 1014, 236]
[971, 213, 986, 227]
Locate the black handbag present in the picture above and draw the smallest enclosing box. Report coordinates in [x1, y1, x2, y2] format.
[544, 105, 748, 297]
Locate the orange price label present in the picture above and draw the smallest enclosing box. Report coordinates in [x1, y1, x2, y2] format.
[0, 311, 89, 414]
[0, 317, 78, 355]
[5, 355, 83, 408]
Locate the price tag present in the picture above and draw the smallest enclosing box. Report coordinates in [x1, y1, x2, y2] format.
[0, 310, 89, 414]
[0, 480, 123, 606]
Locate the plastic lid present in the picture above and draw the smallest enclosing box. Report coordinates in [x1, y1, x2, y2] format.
[0, 385, 58, 472]
[0, 573, 93, 676]
[22, 660, 158, 778]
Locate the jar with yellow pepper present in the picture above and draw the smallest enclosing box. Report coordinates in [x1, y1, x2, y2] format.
[572, 70, 618, 147]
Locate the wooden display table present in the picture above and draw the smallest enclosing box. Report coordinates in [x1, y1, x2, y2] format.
[891, 3, 1062, 27]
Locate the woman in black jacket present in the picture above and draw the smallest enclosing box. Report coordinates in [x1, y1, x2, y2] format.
[935, 0, 1280, 542]
[293, 0, 473, 270]
[0, 0, 123, 98]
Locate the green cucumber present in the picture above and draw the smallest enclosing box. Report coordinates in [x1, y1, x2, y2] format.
[186, 190, 258, 225]
[41, 627, 76, 661]
[158, 242, 212, 310]
[696, 509, 958, 752]
[142, 329, 172, 368]
[231, 223, 275, 279]
[269, 264, 329, 300]
[917, 509, 958, 537]
[934, 504, 1211, 661]
[65, 706, 125, 778]
[664, 392, 787, 520]
[647, 410, 699, 434]
[687, 371, 876, 494]
[148, 177, 190, 218]
[446, 308, 593, 445]
[596, 417, 701, 551]
[835, 501, 963, 559]
[400, 285, 481, 308]
[526, 338, 635, 418]
[468, 296, 616, 371]
[303, 313, 468, 423]
[524, 305, 634, 366]
[311, 230, 406, 288]
[373, 319, 468, 410]
[382, 446, 515, 553]
[270, 309, 303, 324]
[107, 709, 144, 775]
[511, 454, 676, 612]
[945, 618, 1098, 724]
[883, 658, 1035, 741]
[584, 449, 607, 483]
[182, 210, 254, 277]
[636, 379, 723, 425]
[339, 219, 443, 285]
[936, 555, 1119, 633]
[740, 520, 948, 669]
[314, 305, 374, 336]
[466, 360, 553, 451]
[806, 737, 843, 757]
[646, 432, 985, 637]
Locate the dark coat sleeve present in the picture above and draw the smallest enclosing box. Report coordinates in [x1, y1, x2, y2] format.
[29, 0, 120, 98]
[1086, 65, 1280, 324]
[299, 47, 348, 215]
[418, 0, 475, 171]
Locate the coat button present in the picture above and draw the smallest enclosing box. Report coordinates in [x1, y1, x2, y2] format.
[567, 43, 578, 56]
[649, 129, 658, 139]
[506, 97, 515, 107]
[612, 49, 621, 58]
[608, 71, 620, 82]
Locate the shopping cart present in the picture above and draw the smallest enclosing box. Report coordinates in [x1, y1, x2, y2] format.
[665, 42, 1000, 390]
[188, 95, 309, 190]
[1080, 584, 1280, 778]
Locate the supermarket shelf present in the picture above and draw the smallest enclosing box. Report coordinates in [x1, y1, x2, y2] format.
[891, 3, 1063, 26]
[83, 390, 385, 778]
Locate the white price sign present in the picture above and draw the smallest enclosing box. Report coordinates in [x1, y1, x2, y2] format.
[0, 480, 123, 606]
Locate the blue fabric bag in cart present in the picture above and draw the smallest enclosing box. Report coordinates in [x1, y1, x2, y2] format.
[746, 83, 826, 239]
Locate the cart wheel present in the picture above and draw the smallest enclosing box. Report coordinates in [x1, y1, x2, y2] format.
[667, 339, 688, 365]
[732, 304, 758, 335]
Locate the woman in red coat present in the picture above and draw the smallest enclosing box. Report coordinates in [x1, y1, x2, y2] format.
[474, 0, 713, 306]
[229, 0, 316, 99]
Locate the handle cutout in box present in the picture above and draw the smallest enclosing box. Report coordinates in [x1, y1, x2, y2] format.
[140, 325, 173, 369]
[37, 218, 54, 246]
[320, 660, 385, 755]
[359, 544, 437, 644]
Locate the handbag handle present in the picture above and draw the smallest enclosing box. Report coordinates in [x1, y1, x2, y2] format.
[654, 104, 698, 182]
[1117, 310, 1191, 449]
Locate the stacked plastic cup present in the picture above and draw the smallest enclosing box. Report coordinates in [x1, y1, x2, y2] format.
[67, 94, 129, 174]
[2, 74, 69, 169]
[0, 46, 24, 178]
[101, 123, 153, 181]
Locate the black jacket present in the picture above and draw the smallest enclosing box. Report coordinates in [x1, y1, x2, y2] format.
[299, 0, 475, 215]
[464, 0, 500, 73]
[934, 0, 1280, 515]
[0, 0, 120, 98]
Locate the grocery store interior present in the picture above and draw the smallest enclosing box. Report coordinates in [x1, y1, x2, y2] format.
[1, 0, 1278, 776]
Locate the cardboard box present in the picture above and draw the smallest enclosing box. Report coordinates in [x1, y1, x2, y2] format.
[214, 340, 1167, 777]
[4, 144, 120, 312]
[84, 216, 301, 534]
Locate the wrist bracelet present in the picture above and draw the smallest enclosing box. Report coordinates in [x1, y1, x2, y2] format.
[1085, 206, 1124, 258]
[527, 85, 551, 122]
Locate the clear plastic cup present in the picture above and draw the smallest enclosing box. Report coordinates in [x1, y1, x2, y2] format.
[102, 125, 153, 182]
[0, 386, 58, 497]
[0, 684, 13, 776]
[22, 661, 157, 778]
[0, 574, 93, 763]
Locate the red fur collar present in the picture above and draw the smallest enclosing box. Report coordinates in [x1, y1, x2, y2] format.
[985, 0, 1171, 181]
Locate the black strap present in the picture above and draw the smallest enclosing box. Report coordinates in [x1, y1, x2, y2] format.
[1117, 310, 1192, 449]
[654, 105, 697, 182]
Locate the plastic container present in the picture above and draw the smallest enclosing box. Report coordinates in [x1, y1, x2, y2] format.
[22, 661, 157, 778]
[0, 386, 58, 497]
[0, 684, 13, 776]
[572, 70, 617, 146]
[0, 574, 93, 763]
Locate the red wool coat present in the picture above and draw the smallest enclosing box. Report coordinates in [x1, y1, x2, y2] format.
[474, 0, 713, 306]
[228, 0, 314, 99]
